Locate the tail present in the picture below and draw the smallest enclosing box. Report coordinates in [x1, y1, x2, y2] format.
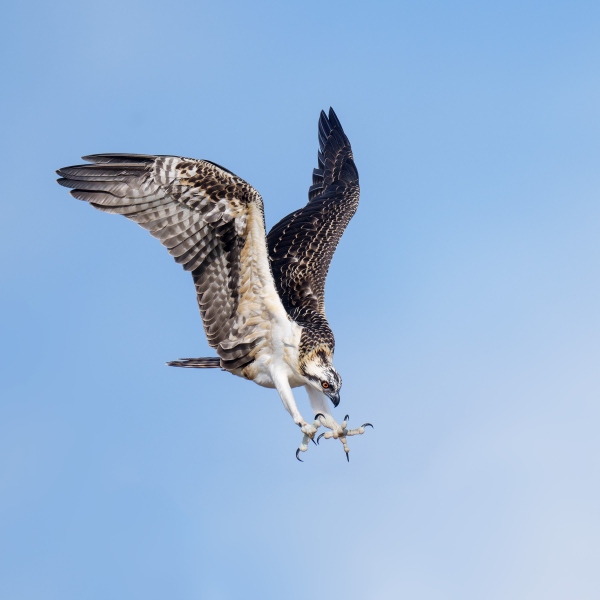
[167, 357, 222, 369]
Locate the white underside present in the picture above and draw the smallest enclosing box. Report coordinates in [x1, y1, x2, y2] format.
[233, 316, 332, 424]
[224, 202, 328, 425]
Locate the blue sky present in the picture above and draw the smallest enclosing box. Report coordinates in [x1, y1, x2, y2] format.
[1, 1, 600, 598]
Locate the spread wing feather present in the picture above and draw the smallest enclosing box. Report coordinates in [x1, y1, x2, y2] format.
[57, 154, 286, 370]
[267, 108, 359, 327]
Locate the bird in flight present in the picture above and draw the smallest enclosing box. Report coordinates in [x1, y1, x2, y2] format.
[57, 108, 371, 461]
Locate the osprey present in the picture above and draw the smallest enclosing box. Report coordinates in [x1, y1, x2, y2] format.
[57, 108, 371, 461]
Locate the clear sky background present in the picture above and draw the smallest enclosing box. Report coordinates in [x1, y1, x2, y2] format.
[1, 1, 600, 598]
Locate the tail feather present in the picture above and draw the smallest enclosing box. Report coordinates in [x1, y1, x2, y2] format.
[167, 357, 222, 369]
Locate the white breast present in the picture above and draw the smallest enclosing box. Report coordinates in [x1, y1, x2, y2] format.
[237, 318, 304, 389]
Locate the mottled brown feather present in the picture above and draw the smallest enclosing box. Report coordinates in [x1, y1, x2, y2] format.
[267, 108, 359, 355]
[57, 154, 269, 369]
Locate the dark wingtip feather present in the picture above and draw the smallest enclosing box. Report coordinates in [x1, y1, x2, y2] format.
[318, 111, 332, 139]
[307, 108, 357, 201]
[328, 107, 342, 130]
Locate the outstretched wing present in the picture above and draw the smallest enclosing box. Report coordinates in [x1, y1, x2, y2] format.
[267, 108, 359, 322]
[57, 154, 288, 370]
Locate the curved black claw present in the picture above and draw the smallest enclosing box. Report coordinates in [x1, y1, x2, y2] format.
[314, 413, 325, 421]
[346, 451, 350, 463]
[317, 432, 326, 445]
[362, 423, 374, 429]
[311, 438, 317, 446]
[344, 414, 350, 422]
[296, 448, 303, 462]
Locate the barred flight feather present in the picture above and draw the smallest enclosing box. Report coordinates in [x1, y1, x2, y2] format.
[57, 155, 286, 370]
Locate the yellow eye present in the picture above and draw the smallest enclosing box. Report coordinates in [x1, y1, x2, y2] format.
[321, 381, 329, 389]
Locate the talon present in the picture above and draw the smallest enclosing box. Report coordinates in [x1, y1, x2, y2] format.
[311, 438, 317, 446]
[362, 423, 374, 429]
[314, 413, 325, 420]
[346, 451, 350, 463]
[296, 448, 303, 462]
[344, 414, 349, 421]
[317, 432, 326, 445]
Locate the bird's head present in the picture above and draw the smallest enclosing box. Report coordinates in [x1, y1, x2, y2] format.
[300, 347, 342, 407]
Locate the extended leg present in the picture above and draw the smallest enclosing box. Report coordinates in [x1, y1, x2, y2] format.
[274, 376, 321, 461]
[305, 385, 331, 419]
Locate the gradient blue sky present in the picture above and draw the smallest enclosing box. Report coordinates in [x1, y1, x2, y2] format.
[2, 1, 600, 598]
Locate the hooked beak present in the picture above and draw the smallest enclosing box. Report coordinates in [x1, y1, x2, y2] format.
[328, 391, 340, 407]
